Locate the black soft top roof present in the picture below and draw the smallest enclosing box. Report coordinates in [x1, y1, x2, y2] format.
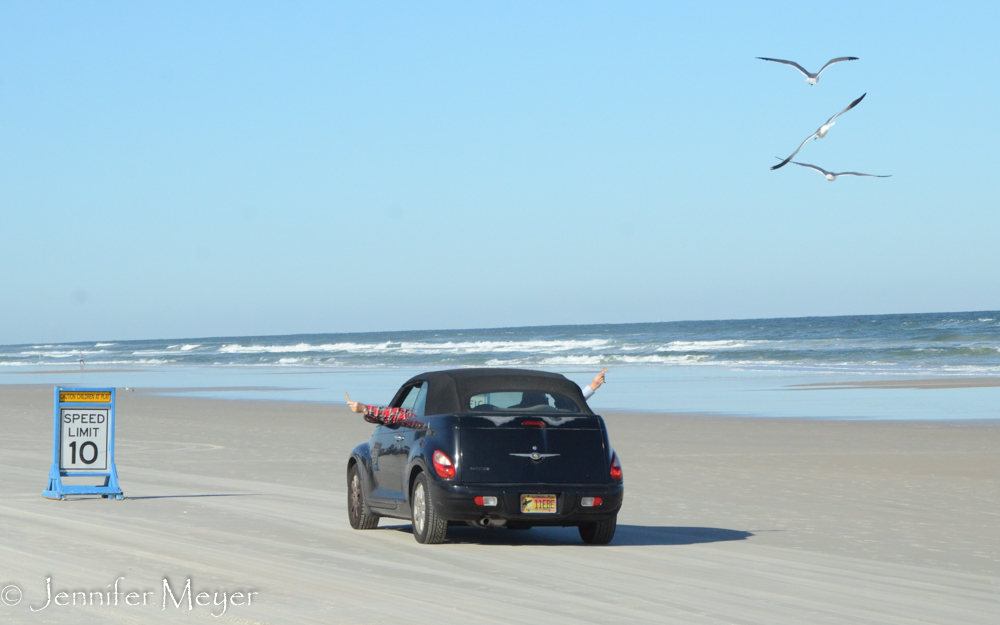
[390, 368, 594, 416]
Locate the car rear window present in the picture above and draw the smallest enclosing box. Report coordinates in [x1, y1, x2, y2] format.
[467, 391, 581, 413]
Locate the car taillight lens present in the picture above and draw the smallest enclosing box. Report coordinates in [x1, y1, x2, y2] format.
[581, 497, 603, 507]
[474, 496, 497, 506]
[433, 450, 455, 479]
[610, 452, 622, 481]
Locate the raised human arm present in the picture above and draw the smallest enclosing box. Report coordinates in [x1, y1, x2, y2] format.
[346, 394, 414, 424]
[582, 369, 607, 400]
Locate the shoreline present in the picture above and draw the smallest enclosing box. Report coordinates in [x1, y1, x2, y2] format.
[2, 379, 1000, 422]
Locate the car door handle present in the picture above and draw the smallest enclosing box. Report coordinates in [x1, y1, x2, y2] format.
[395, 435, 405, 441]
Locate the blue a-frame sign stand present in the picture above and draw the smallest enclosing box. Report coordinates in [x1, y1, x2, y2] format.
[43, 387, 124, 500]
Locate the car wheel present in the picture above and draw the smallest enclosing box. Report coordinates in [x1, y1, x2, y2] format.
[411, 473, 448, 544]
[347, 464, 379, 530]
[579, 513, 617, 545]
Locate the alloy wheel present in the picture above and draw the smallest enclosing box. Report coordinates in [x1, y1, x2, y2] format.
[350, 474, 361, 520]
[413, 482, 427, 534]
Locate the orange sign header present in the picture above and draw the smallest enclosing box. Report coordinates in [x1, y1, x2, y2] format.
[59, 391, 112, 403]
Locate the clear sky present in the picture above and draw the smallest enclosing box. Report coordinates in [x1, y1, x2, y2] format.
[2, 1, 998, 344]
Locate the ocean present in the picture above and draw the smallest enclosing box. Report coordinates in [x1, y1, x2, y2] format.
[2, 311, 999, 420]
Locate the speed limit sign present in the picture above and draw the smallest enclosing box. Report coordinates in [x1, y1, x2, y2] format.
[43, 388, 124, 500]
[60, 407, 109, 471]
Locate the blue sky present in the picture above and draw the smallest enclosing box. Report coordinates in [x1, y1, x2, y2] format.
[1, 2, 998, 344]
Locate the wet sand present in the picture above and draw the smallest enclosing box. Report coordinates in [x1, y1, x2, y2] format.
[789, 377, 1000, 390]
[0, 384, 997, 624]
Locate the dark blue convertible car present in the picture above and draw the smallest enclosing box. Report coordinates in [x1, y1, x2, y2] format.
[347, 368, 624, 544]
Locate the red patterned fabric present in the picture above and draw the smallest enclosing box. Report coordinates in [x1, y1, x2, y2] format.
[363, 405, 414, 425]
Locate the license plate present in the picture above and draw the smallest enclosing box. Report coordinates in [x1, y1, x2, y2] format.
[521, 494, 557, 514]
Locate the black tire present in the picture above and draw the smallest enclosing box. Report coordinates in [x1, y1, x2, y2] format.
[347, 464, 379, 530]
[579, 513, 617, 545]
[410, 473, 448, 544]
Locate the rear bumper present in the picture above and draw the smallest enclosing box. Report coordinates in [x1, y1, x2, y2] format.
[430, 480, 624, 524]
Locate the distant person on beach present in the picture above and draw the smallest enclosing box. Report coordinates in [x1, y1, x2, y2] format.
[345, 369, 608, 424]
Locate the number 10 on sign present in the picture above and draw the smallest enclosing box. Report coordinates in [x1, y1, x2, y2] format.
[60, 408, 109, 470]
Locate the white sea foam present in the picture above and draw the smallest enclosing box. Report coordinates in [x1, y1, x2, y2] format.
[18, 349, 109, 358]
[218, 339, 612, 355]
[221, 342, 335, 354]
[656, 340, 755, 351]
[106, 358, 173, 365]
[95, 342, 116, 347]
[533, 356, 605, 366]
[484, 354, 711, 367]
[20, 358, 178, 366]
[618, 354, 710, 364]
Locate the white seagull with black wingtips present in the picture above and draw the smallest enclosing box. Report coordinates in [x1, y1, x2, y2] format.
[772, 93, 866, 170]
[780, 159, 891, 182]
[757, 56, 858, 85]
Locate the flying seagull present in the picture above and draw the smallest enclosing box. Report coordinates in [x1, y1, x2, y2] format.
[778, 159, 891, 181]
[772, 93, 866, 170]
[757, 56, 858, 85]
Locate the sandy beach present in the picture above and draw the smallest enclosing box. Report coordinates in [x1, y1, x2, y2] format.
[0, 383, 997, 624]
[789, 377, 1000, 390]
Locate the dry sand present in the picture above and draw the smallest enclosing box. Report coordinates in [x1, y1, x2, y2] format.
[0, 384, 997, 624]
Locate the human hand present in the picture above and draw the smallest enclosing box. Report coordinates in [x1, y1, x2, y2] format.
[346, 393, 365, 413]
[590, 368, 607, 391]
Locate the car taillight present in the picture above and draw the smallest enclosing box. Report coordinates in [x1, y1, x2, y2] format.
[522, 420, 545, 427]
[474, 496, 497, 506]
[610, 452, 622, 481]
[433, 450, 455, 479]
[581, 497, 603, 507]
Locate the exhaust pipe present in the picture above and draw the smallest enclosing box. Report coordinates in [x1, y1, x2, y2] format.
[476, 517, 506, 528]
